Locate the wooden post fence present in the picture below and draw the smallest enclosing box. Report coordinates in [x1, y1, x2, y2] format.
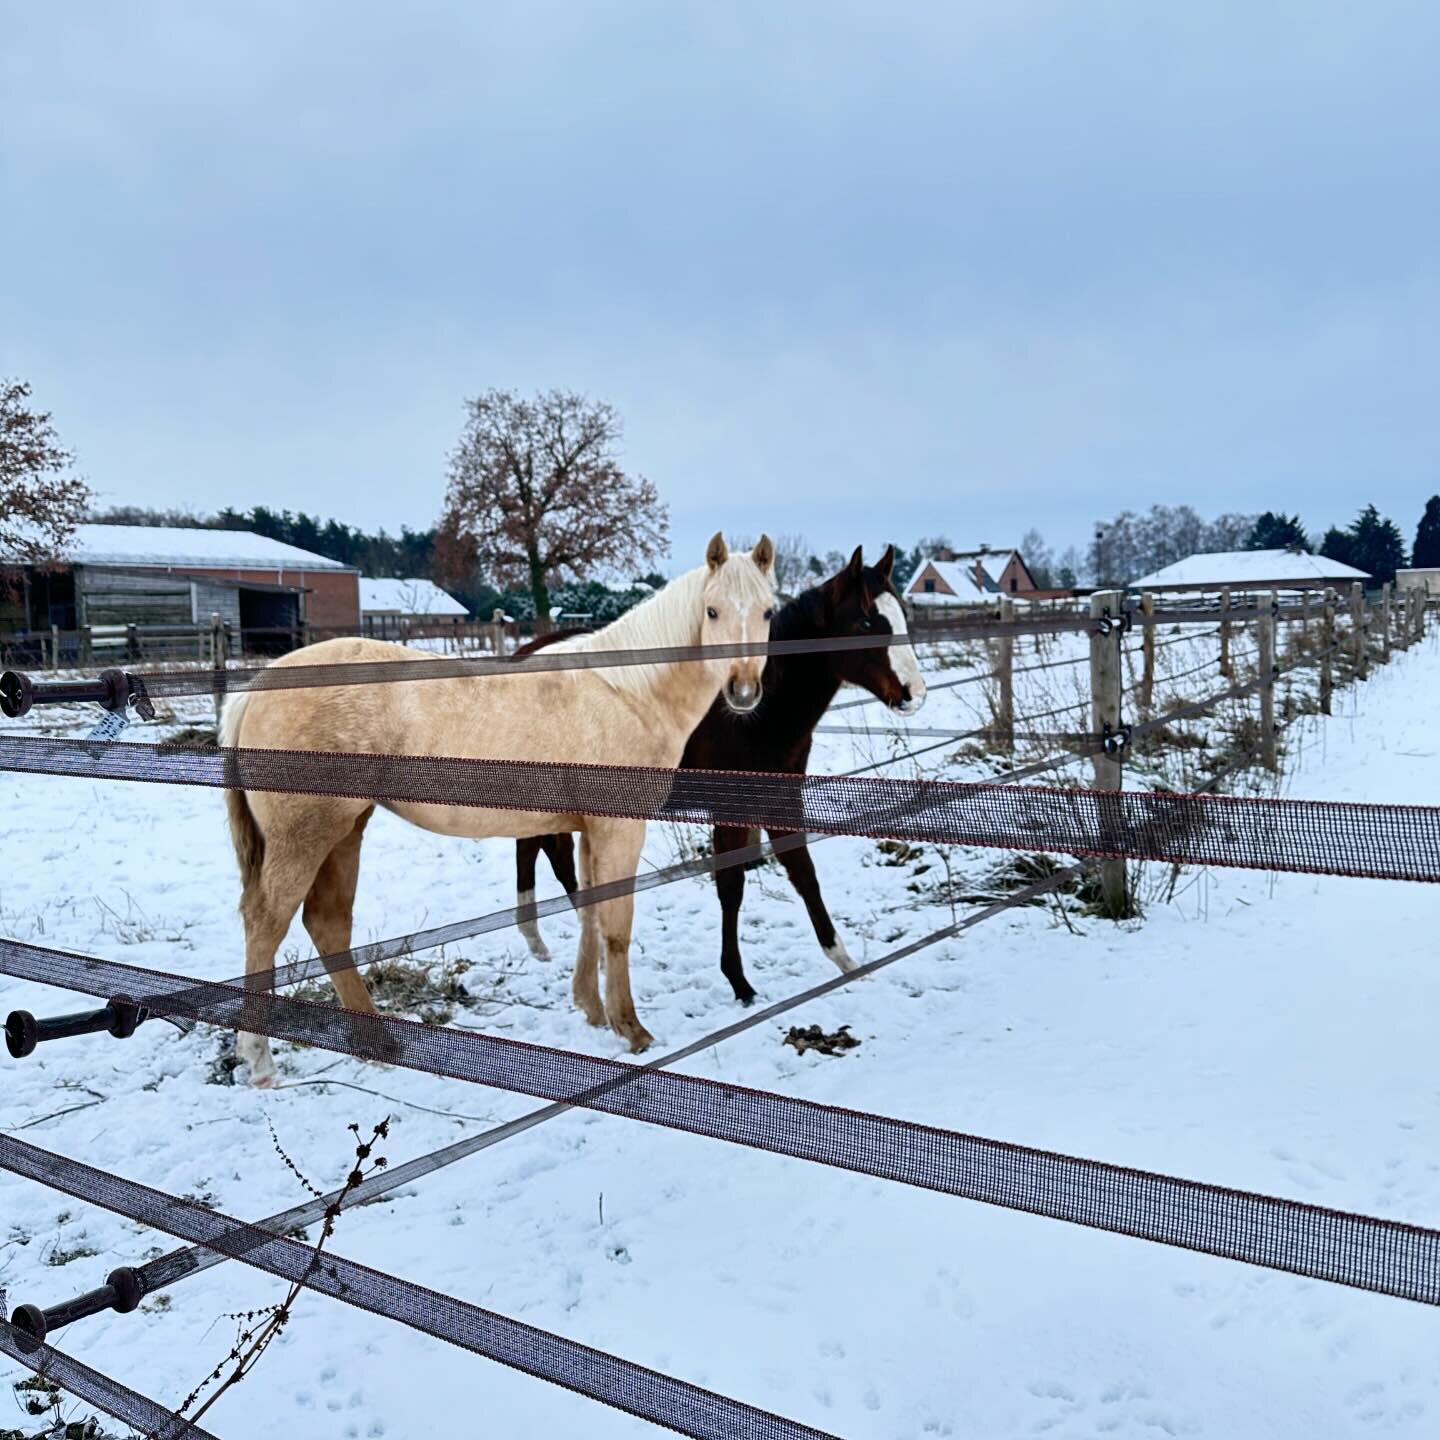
[210, 613, 226, 729]
[993, 596, 1015, 753]
[1320, 589, 1335, 716]
[1350, 582, 1367, 679]
[1381, 581, 1393, 663]
[1089, 590, 1127, 918]
[1219, 587, 1232, 678]
[1258, 590, 1278, 771]
[1139, 591, 1155, 717]
[491, 609, 507, 656]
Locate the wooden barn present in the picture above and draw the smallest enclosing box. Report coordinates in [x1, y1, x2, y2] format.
[1, 524, 360, 655]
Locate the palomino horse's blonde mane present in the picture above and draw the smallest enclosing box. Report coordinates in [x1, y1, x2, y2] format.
[551, 559, 773, 697]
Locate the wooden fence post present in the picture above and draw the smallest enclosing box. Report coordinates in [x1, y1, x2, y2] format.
[491, 608, 507, 656]
[1350, 582, 1367, 679]
[1258, 590, 1277, 770]
[1320, 589, 1335, 716]
[210, 612, 226, 729]
[1381, 581, 1393, 662]
[1219, 587, 1232, 678]
[1089, 590, 1127, 918]
[1139, 591, 1155, 717]
[49, 623, 60, 674]
[994, 596, 1015, 753]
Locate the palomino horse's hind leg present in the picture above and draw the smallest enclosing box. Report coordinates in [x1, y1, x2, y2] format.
[768, 827, 856, 975]
[587, 818, 652, 1053]
[237, 802, 367, 1087]
[571, 830, 605, 1027]
[301, 808, 377, 1012]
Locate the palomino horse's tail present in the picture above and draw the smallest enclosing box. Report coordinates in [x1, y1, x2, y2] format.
[219, 692, 264, 890]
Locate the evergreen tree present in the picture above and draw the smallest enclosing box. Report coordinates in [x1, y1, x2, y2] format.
[1322, 506, 1407, 584]
[1413, 496, 1440, 569]
[1245, 511, 1308, 551]
[1319, 526, 1356, 569]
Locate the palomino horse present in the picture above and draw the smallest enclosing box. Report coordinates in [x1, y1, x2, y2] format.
[514, 545, 927, 1001]
[221, 533, 776, 1084]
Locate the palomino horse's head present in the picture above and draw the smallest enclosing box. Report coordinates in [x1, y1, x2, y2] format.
[823, 545, 927, 715]
[701, 531, 775, 713]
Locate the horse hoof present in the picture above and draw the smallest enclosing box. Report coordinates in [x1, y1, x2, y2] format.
[734, 987, 757, 1007]
[626, 1030, 654, 1055]
[824, 939, 858, 975]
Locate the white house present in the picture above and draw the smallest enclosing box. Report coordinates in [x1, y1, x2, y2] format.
[903, 548, 1038, 608]
[1131, 549, 1371, 593]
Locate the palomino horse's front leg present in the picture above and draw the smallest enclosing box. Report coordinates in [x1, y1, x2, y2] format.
[588, 818, 653, 1052]
[571, 830, 606, 1028]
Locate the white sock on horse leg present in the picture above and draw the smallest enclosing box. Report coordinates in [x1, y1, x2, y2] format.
[517, 888, 551, 959]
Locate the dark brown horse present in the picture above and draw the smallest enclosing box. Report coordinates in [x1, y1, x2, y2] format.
[513, 545, 927, 1003]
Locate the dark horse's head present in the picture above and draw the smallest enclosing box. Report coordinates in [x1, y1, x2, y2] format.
[815, 545, 927, 715]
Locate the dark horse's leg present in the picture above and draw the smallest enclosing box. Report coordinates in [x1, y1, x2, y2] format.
[541, 833, 579, 895]
[767, 827, 857, 975]
[713, 825, 758, 1004]
[516, 836, 550, 959]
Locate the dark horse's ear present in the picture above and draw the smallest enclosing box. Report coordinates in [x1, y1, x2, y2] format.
[846, 545, 864, 580]
[875, 544, 895, 581]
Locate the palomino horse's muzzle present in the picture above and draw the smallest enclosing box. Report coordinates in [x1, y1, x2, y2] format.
[724, 676, 763, 714]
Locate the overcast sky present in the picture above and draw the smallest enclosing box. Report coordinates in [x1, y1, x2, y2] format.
[3, 2, 1437, 574]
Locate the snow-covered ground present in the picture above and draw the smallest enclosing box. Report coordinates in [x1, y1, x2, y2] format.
[2, 624, 1438, 1438]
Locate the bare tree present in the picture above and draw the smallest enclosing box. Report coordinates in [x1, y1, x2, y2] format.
[1018, 527, 1055, 588]
[439, 389, 668, 620]
[1, 379, 91, 561]
[769, 533, 811, 597]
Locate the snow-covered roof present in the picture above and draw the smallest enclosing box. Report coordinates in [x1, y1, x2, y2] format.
[35, 524, 354, 571]
[904, 552, 1018, 606]
[359, 577, 468, 616]
[1132, 549, 1371, 590]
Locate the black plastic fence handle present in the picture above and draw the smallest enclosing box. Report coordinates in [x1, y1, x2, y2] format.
[8, 1267, 144, 1354]
[4, 996, 148, 1059]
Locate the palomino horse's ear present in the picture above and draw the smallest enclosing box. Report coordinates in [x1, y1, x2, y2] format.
[751, 534, 776, 574]
[876, 544, 895, 580]
[706, 532, 729, 571]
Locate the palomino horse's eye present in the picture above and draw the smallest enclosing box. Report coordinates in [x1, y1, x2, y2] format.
[706, 607, 719, 620]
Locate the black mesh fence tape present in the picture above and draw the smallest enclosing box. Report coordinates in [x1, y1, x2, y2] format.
[4, 938, 1440, 1309]
[0, 1136, 835, 1440]
[5, 735, 1440, 883]
[0, 1319, 217, 1440]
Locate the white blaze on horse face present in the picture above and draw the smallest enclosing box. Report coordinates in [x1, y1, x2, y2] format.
[701, 556, 773, 714]
[875, 593, 926, 714]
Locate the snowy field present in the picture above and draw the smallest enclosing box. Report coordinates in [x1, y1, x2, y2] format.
[2, 623, 1438, 1438]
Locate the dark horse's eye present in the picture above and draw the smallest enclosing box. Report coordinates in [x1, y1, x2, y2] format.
[706, 607, 719, 620]
[763, 608, 774, 621]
